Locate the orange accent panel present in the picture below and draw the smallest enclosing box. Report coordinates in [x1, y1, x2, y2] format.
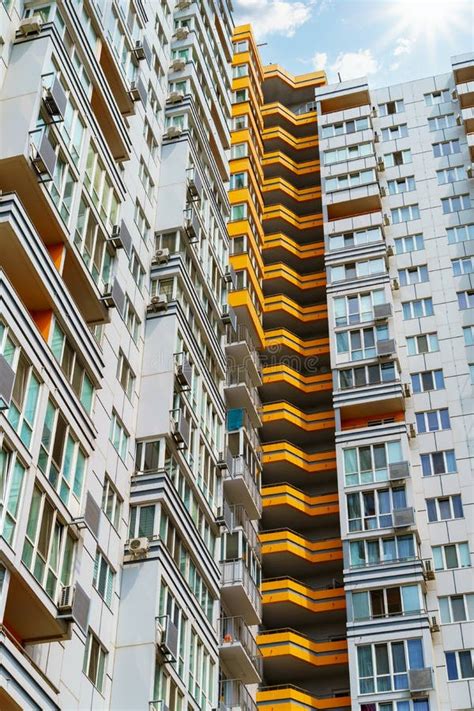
[47, 243, 66, 273]
[30, 310, 54, 342]
[342, 410, 405, 430]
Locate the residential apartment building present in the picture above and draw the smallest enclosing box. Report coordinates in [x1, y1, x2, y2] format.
[0, 0, 260, 709]
[316, 53, 474, 711]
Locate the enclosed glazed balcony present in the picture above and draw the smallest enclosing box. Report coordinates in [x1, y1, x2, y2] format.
[257, 629, 348, 680]
[221, 559, 261, 625]
[333, 360, 407, 417]
[227, 408, 261, 462]
[257, 685, 351, 711]
[261, 578, 346, 627]
[325, 182, 382, 221]
[219, 616, 262, 684]
[260, 530, 343, 577]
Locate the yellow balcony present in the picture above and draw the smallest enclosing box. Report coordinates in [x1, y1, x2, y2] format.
[264, 262, 325, 293]
[260, 530, 343, 577]
[262, 102, 317, 135]
[264, 328, 329, 358]
[262, 366, 332, 395]
[264, 295, 327, 336]
[263, 233, 324, 270]
[257, 629, 348, 681]
[228, 290, 265, 349]
[263, 205, 323, 239]
[263, 177, 321, 213]
[262, 126, 318, 162]
[261, 578, 346, 627]
[263, 152, 319, 187]
[261, 403, 335, 445]
[262, 443, 337, 487]
[257, 685, 351, 711]
[262, 485, 338, 520]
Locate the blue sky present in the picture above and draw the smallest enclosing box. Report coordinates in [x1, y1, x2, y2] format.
[234, 0, 474, 88]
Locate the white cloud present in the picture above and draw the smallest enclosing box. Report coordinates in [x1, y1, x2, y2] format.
[390, 62, 400, 71]
[312, 51, 327, 70]
[393, 37, 412, 57]
[331, 49, 379, 81]
[234, 0, 312, 39]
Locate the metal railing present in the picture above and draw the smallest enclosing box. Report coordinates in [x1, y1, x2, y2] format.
[225, 456, 261, 514]
[221, 560, 261, 618]
[226, 409, 261, 457]
[218, 679, 258, 711]
[226, 366, 262, 410]
[219, 616, 262, 674]
[230, 505, 260, 558]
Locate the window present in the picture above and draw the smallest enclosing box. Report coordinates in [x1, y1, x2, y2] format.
[411, 369, 444, 393]
[38, 400, 86, 504]
[440, 594, 474, 623]
[323, 142, 372, 165]
[406, 333, 438, 355]
[447, 224, 474, 243]
[75, 198, 113, 290]
[321, 116, 369, 138]
[232, 115, 247, 130]
[83, 630, 107, 692]
[381, 123, 408, 140]
[421, 450, 457, 477]
[452, 257, 473, 276]
[233, 39, 248, 52]
[101, 476, 122, 530]
[463, 326, 474, 346]
[343, 440, 403, 486]
[398, 265, 428, 286]
[328, 226, 382, 251]
[394, 234, 424, 254]
[84, 145, 120, 232]
[22, 485, 75, 599]
[347, 486, 407, 531]
[350, 534, 416, 569]
[458, 291, 474, 310]
[357, 638, 424, 693]
[428, 113, 456, 131]
[416, 408, 450, 433]
[138, 158, 155, 201]
[425, 89, 450, 106]
[129, 504, 155, 538]
[432, 542, 470, 570]
[129, 249, 145, 291]
[388, 176, 416, 195]
[0, 447, 26, 545]
[326, 169, 376, 192]
[134, 201, 151, 242]
[232, 63, 248, 78]
[433, 139, 460, 157]
[50, 319, 94, 413]
[117, 351, 135, 399]
[336, 324, 389, 361]
[110, 411, 128, 460]
[402, 296, 434, 322]
[427, 495, 463, 522]
[379, 99, 404, 116]
[391, 204, 420, 224]
[385, 149, 412, 167]
[437, 166, 465, 184]
[445, 650, 474, 680]
[124, 297, 141, 343]
[230, 203, 247, 221]
[144, 121, 159, 162]
[47, 147, 76, 225]
[331, 257, 385, 282]
[352, 584, 422, 621]
[230, 172, 247, 189]
[338, 361, 397, 390]
[93, 550, 114, 606]
[442, 194, 471, 214]
[7, 352, 40, 449]
[231, 142, 248, 159]
[333, 289, 386, 326]
[470, 364, 474, 384]
[361, 701, 430, 711]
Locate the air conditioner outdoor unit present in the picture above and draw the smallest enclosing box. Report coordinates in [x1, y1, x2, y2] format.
[17, 15, 43, 35]
[224, 266, 235, 285]
[452, 89, 458, 100]
[380, 186, 387, 197]
[403, 383, 411, 398]
[386, 244, 394, 257]
[133, 40, 146, 61]
[128, 81, 142, 102]
[42, 79, 67, 120]
[168, 90, 184, 104]
[129, 537, 150, 557]
[430, 616, 440, 633]
[216, 451, 228, 470]
[165, 126, 182, 139]
[147, 294, 168, 312]
[456, 113, 463, 126]
[408, 423, 417, 439]
[467, 166, 473, 179]
[377, 158, 385, 172]
[176, 0, 192, 9]
[175, 26, 190, 40]
[373, 303, 392, 321]
[152, 248, 170, 265]
[383, 213, 390, 226]
[392, 278, 400, 291]
[58, 585, 74, 610]
[371, 107, 378, 118]
[374, 131, 380, 143]
[157, 618, 179, 661]
[408, 668, 433, 695]
[171, 58, 186, 72]
[388, 461, 410, 481]
[393, 507, 415, 528]
[423, 559, 435, 580]
[110, 224, 123, 250]
[175, 356, 192, 389]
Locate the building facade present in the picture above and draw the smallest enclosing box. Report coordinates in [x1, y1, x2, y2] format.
[0, 0, 472, 709]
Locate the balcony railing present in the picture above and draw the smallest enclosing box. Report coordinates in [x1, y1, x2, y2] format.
[226, 408, 261, 458]
[219, 616, 262, 676]
[224, 455, 262, 519]
[221, 559, 261, 619]
[226, 366, 262, 409]
[218, 679, 257, 711]
[230, 505, 260, 558]
[226, 324, 261, 375]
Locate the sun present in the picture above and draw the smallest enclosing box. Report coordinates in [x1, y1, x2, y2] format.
[373, 0, 472, 52]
